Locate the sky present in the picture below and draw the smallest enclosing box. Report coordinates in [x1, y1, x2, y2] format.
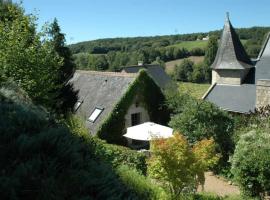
[16, 0, 270, 44]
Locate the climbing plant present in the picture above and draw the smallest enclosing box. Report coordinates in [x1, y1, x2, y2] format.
[97, 69, 169, 144]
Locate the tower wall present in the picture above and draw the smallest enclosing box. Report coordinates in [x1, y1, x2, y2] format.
[256, 80, 270, 108]
[214, 69, 249, 85]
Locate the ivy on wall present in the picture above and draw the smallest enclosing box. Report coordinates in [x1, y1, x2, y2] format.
[96, 69, 169, 145]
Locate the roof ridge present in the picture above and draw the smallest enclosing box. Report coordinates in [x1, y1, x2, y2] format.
[122, 64, 160, 69]
[76, 70, 137, 78]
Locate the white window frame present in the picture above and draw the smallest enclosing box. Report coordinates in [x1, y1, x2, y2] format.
[88, 107, 103, 123]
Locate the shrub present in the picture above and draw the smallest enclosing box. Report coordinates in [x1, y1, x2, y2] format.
[117, 165, 164, 199]
[231, 129, 270, 198]
[169, 98, 234, 166]
[148, 134, 219, 199]
[66, 115, 147, 174]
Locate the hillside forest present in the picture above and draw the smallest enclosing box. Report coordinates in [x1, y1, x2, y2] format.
[70, 27, 270, 81]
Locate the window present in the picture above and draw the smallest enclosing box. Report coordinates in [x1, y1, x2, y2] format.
[88, 108, 103, 122]
[74, 101, 82, 111]
[131, 113, 141, 126]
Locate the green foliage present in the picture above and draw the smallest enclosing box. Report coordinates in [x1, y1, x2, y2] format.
[0, 2, 66, 111]
[177, 82, 210, 100]
[116, 165, 164, 199]
[204, 36, 218, 67]
[65, 115, 147, 174]
[148, 134, 219, 199]
[166, 87, 234, 168]
[0, 83, 154, 200]
[47, 18, 78, 114]
[174, 58, 194, 82]
[231, 128, 270, 198]
[97, 69, 169, 144]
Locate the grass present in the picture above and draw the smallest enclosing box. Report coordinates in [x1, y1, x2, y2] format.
[178, 82, 210, 99]
[165, 56, 204, 74]
[167, 39, 247, 51]
[168, 40, 208, 50]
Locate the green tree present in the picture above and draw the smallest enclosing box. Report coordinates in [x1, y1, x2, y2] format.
[0, 2, 63, 110]
[48, 18, 78, 114]
[174, 59, 194, 82]
[204, 36, 218, 82]
[167, 92, 234, 167]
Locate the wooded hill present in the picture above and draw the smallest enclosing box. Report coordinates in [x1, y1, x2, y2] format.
[69, 27, 270, 71]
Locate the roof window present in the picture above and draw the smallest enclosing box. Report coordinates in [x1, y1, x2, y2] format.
[88, 107, 103, 122]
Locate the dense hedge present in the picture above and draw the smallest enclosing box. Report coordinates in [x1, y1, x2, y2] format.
[97, 69, 169, 144]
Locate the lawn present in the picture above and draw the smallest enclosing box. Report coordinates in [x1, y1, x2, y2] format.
[178, 81, 210, 99]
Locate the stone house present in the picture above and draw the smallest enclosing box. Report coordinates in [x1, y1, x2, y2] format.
[69, 67, 170, 143]
[203, 14, 270, 113]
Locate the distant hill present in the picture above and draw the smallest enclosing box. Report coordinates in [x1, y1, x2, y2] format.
[69, 27, 270, 55]
[69, 27, 270, 71]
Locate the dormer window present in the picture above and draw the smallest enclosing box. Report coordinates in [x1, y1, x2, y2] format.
[88, 107, 103, 123]
[74, 101, 82, 111]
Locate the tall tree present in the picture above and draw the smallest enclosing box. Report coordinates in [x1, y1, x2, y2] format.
[203, 36, 218, 82]
[48, 19, 78, 114]
[0, 2, 63, 110]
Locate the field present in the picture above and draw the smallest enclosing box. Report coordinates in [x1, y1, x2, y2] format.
[167, 39, 247, 51]
[165, 56, 204, 74]
[178, 81, 210, 99]
[168, 40, 208, 50]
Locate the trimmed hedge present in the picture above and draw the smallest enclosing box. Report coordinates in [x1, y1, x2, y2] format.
[97, 69, 169, 144]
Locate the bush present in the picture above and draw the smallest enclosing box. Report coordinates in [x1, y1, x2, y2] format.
[0, 84, 150, 199]
[65, 115, 147, 175]
[231, 129, 270, 198]
[169, 98, 234, 164]
[148, 134, 219, 199]
[116, 165, 164, 199]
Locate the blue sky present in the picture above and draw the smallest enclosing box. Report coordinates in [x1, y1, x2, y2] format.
[17, 0, 270, 44]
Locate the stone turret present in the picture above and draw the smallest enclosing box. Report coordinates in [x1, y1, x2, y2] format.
[211, 13, 253, 85]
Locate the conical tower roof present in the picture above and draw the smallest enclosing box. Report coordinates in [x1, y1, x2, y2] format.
[211, 13, 253, 70]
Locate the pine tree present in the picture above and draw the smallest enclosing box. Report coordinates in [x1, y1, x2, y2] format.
[48, 19, 78, 114]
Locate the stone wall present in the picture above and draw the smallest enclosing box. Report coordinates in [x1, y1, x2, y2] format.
[212, 69, 249, 85]
[256, 80, 270, 108]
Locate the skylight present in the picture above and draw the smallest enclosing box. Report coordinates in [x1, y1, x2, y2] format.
[74, 101, 82, 111]
[88, 108, 103, 122]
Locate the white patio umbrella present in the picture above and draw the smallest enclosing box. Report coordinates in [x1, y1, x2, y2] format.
[123, 122, 173, 141]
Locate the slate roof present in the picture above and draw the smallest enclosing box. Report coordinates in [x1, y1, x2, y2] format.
[211, 13, 253, 70]
[255, 33, 270, 82]
[69, 70, 137, 134]
[204, 32, 270, 113]
[204, 84, 256, 113]
[121, 64, 171, 89]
